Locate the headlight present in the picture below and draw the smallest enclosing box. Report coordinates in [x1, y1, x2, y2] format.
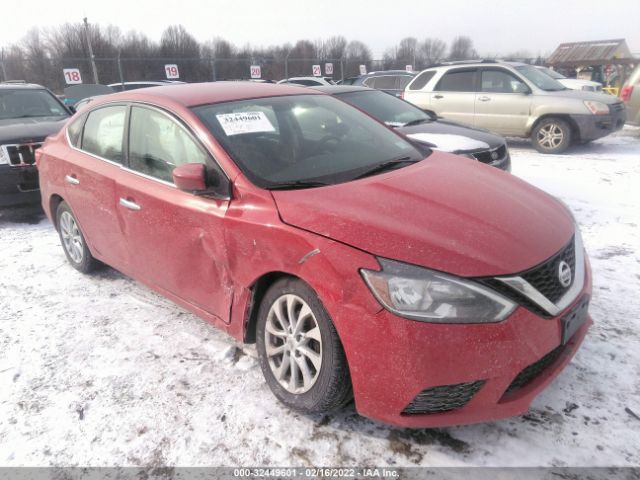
[0, 147, 8, 165]
[360, 258, 516, 323]
[584, 100, 609, 115]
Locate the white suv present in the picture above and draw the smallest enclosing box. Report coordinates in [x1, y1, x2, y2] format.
[403, 61, 626, 153]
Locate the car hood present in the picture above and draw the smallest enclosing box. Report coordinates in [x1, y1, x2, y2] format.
[539, 88, 619, 103]
[397, 119, 504, 153]
[0, 116, 68, 144]
[272, 153, 574, 277]
[558, 78, 601, 89]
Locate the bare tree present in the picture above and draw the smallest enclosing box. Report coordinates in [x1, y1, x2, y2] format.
[324, 36, 347, 60]
[449, 36, 477, 61]
[419, 38, 447, 66]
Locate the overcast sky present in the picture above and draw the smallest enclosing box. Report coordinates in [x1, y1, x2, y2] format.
[2, 0, 639, 57]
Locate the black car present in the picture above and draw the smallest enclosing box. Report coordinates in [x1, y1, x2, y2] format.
[338, 70, 417, 97]
[312, 85, 511, 171]
[0, 83, 71, 206]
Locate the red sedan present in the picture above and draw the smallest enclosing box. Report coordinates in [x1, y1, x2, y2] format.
[37, 82, 592, 427]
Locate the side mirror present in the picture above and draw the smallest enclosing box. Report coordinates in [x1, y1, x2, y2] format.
[173, 163, 207, 192]
[514, 83, 531, 94]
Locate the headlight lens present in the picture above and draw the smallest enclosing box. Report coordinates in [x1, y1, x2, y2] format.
[361, 258, 516, 323]
[584, 100, 609, 115]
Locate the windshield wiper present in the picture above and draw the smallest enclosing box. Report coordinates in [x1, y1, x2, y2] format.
[403, 118, 432, 127]
[353, 156, 418, 180]
[267, 180, 330, 190]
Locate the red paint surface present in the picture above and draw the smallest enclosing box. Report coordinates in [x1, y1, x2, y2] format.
[37, 83, 592, 427]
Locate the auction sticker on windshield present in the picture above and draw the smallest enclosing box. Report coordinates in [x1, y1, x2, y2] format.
[216, 112, 276, 136]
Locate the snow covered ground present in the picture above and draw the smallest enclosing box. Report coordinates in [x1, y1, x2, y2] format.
[1, 127, 639, 468]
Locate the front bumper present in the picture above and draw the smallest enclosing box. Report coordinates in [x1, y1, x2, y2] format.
[0, 165, 41, 207]
[337, 259, 592, 428]
[570, 110, 626, 142]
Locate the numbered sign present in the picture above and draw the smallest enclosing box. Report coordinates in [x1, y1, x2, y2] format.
[359, 65, 367, 75]
[164, 64, 180, 79]
[405, 65, 413, 72]
[325, 63, 334, 75]
[312, 65, 322, 77]
[63, 68, 82, 85]
[250, 65, 262, 79]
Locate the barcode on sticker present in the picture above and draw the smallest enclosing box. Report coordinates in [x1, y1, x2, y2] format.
[216, 112, 275, 136]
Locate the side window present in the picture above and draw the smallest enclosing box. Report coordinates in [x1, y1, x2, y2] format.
[128, 106, 210, 183]
[362, 76, 376, 87]
[481, 69, 528, 93]
[409, 71, 436, 90]
[435, 69, 477, 92]
[67, 113, 87, 147]
[81, 106, 126, 162]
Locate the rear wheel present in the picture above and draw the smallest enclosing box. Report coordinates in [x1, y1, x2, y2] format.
[531, 117, 572, 154]
[56, 201, 97, 273]
[256, 278, 352, 413]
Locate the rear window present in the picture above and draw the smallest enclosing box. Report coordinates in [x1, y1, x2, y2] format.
[435, 69, 477, 92]
[409, 71, 436, 90]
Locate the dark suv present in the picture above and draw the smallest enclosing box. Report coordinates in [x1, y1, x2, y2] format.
[0, 82, 71, 206]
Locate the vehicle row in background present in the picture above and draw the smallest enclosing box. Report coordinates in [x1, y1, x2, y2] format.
[620, 63, 640, 126]
[339, 70, 416, 97]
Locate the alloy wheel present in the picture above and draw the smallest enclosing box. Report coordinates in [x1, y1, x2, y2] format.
[59, 210, 84, 264]
[264, 294, 322, 394]
[537, 123, 565, 150]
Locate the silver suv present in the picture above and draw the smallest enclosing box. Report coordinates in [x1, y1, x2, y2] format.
[403, 61, 626, 153]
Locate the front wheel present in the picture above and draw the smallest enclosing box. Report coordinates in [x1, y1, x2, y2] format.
[531, 117, 572, 154]
[256, 278, 352, 414]
[56, 201, 98, 273]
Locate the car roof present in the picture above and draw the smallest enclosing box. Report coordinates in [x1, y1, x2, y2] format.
[310, 85, 371, 95]
[95, 81, 319, 107]
[361, 70, 416, 76]
[0, 82, 47, 90]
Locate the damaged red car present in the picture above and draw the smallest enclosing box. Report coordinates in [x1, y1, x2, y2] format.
[37, 82, 592, 427]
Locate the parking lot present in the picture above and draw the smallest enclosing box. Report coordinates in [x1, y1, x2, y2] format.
[1, 127, 639, 467]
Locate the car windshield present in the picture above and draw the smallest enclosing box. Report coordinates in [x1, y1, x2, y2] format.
[0, 89, 69, 120]
[537, 67, 566, 80]
[515, 65, 566, 91]
[193, 94, 425, 188]
[338, 89, 430, 127]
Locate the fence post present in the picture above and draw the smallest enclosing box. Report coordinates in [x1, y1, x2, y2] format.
[340, 58, 344, 82]
[117, 52, 125, 87]
[211, 57, 217, 82]
[285, 51, 291, 80]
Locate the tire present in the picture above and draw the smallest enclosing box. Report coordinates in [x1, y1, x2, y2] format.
[256, 277, 352, 414]
[531, 117, 572, 154]
[56, 201, 98, 273]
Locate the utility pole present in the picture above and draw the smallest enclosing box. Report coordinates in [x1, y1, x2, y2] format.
[83, 17, 99, 84]
[285, 50, 291, 80]
[0, 48, 7, 82]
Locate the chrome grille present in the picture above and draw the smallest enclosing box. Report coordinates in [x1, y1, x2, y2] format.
[520, 236, 575, 304]
[1, 143, 42, 167]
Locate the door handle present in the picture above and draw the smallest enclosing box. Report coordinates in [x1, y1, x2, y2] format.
[434, 94, 444, 99]
[478, 96, 491, 102]
[65, 174, 80, 185]
[119, 197, 141, 211]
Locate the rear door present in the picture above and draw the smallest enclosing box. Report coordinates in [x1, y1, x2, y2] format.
[430, 68, 478, 124]
[474, 67, 532, 135]
[115, 104, 233, 322]
[61, 104, 130, 271]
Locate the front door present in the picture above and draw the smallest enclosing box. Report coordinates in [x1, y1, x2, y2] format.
[473, 68, 532, 135]
[116, 105, 233, 322]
